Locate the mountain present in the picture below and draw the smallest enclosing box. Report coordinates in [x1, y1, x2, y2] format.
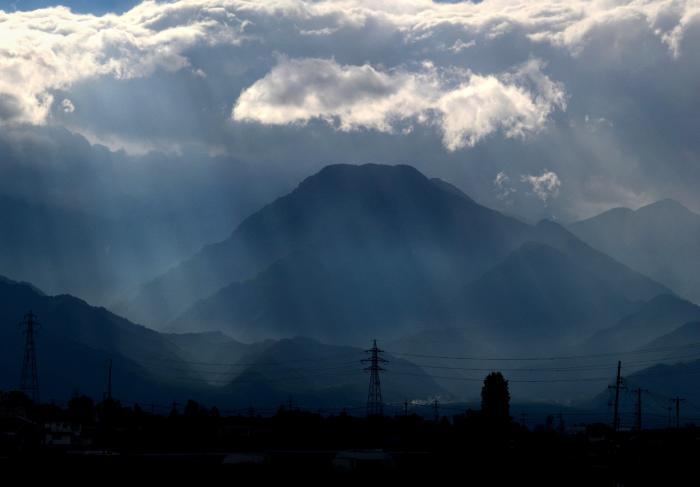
[637, 321, 700, 351]
[460, 242, 636, 350]
[0, 275, 200, 404]
[458, 220, 670, 351]
[586, 359, 700, 426]
[582, 294, 700, 353]
[625, 360, 700, 407]
[165, 165, 670, 347]
[221, 337, 446, 409]
[124, 163, 533, 327]
[0, 275, 442, 408]
[164, 331, 254, 365]
[569, 199, 700, 304]
[386, 327, 494, 399]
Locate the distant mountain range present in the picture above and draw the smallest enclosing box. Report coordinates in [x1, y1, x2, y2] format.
[4, 162, 700, 407]
[582, 294, 700, 353]
[0, 274, 442, 407]
[121, 164, 668, 353]
[121, 164, 533, 328]
[570, 199, 700, 304]
[640, 321, 700, 351]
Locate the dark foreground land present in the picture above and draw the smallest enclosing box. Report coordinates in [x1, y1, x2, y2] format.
[2, 394, 700, 483]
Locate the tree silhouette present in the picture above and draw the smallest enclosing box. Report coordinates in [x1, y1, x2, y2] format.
[481, 372, 510, 421]
[68, 394, 96, 425]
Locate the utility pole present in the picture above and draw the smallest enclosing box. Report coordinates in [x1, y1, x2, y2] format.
[558, 412, 565, 434]
[633, 388, 646, 431]
[404, 400, 409, 417]
[362, 339, 388, 417]
[19, 310, 40, 403]
[106, 359, 113, 401]
[673, 397, 685, 428]
[610, 361, 623, 432]
[433, 399, 440, 422]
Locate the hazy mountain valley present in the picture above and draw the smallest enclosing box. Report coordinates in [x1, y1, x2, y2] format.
[3, 163, 700, 411]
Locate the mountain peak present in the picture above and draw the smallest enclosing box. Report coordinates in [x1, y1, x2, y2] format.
[290, 163, 447, 205]
[637, 198, 693, 215]
[303, 163, 426, 186]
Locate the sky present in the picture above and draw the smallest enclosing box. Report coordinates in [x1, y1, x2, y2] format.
[0, 0, 699, 227]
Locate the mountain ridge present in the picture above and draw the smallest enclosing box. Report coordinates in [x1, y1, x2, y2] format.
[570, 198, 700, 303]
[158, 164, 668, 350]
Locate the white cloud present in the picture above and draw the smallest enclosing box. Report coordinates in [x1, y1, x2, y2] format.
[233, 57, 566, 150]
[0, 0, 695, 127]
[521, 170, 561, 202]
[61, 98, 75, 113]
[0, 2, 249, 124]
[449, 39, 476, 52]
[493, 171, 516, 200]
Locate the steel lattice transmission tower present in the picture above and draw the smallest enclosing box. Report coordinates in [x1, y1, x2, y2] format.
[363, 339, 388, 417]
[19, 310, 40, 403]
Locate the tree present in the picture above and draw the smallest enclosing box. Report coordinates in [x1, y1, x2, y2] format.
[68, 394, 96, 425]
[481, 372, 510, 421]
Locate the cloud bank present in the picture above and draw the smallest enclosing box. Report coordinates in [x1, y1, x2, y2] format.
[0, 0, 695, 127]
[233, 57, 566, 150]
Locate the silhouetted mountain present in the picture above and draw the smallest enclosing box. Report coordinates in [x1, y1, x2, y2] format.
[585, 358, 700, 421]
[386, 327, 494, 398]
[582, 294, 700, 353]
[0, 275, 199, 404]
[569, 199, 700, 303]
[164, 331, 253, 365]
[222, 337, 446, 409]
[625, 359, 700, 406]
[126, 163, 532, 327]
[0, 275, 444, 407]
[161, 164, 667, 347]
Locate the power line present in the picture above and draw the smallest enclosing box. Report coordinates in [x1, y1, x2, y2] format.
[386, 341, 700, 362]
[389, 370, 613, 383]
[388, 351, 700, 373]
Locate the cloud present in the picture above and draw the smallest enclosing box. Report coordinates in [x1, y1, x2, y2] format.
[0, 2, 249, 124]
[493, 171, 515, 201]
[0, 0, 695, 126]
[61, 98, 75, 113]
[0, 0, 698, 223]
[233, 57, 566, 150]
[521, 170, 561, 202]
